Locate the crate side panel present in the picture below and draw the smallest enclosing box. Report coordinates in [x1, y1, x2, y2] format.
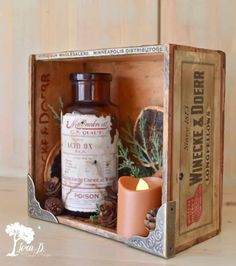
[29, 55, 36, 179]
[33, 60, 85, 201]
[171, 47, 225, 252]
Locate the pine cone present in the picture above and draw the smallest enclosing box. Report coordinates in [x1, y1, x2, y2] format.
[44, 176, 61, 197]
[98, 201, 117, 228]
[50, 151, 61, 179]
[144, 208, 158, 231]
[44, 197, 64, 216]
[104, 180, 118, 203]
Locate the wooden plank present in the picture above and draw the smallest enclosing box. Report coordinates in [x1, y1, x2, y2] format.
[39, 0, 159, 51]
[0, 0, 159, 178]
[28, 55, 36, 180]
[3, 177, 236, 264]
[171, 45, 225, 252]
[57, 214, 126, 243]
[160, 0, 234, 187]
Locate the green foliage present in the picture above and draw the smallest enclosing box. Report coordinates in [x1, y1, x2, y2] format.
[118, 140, 142, 177]
[118, 116, 162, 178]
[48, 97, 64, 126]
[89, 214, 98, 223]
[151, 130, 163, 168]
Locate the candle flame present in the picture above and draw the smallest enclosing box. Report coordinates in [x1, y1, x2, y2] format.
[136, 179, 149, 191]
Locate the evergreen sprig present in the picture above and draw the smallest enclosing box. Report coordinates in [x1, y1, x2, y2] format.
[151, 130, 163, 168]
[118, 116, 162, 178]
[118, 140, 141, 177]
[48, 97, 64, 126]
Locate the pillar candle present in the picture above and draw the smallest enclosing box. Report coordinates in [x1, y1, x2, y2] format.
[117, 176, 162, 238]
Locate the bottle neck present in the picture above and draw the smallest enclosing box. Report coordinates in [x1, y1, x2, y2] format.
[72, 80, 110, 103]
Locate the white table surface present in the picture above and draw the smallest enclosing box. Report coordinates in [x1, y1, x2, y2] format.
[0, 177, 235, 266]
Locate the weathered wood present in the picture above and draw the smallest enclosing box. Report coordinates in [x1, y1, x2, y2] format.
[160, 0, 235, 187]
[29, 44, 225, 257]
[0, 0, 159, 178]
[57, 214, 126, 243]
[32, 49, 165, 199]
[28, 55, 36, 181]
[170, 44, 225, 253]
[2, 176, 236, 264]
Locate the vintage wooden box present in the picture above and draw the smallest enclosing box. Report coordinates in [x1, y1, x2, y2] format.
[28, 44, 225, 258]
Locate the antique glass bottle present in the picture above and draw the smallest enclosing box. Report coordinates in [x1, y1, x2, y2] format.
[61, 73, 118, 217]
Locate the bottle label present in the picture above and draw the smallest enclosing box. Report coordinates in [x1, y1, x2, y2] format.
[61, 112, 118, 212]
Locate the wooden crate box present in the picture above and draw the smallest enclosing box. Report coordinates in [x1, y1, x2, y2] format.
[28, 44, 225, 258]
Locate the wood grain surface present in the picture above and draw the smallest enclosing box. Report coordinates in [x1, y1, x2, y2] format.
[160, 0, 235, 187]
[0, 177, 236, 265]
[0, 0, 159, 178]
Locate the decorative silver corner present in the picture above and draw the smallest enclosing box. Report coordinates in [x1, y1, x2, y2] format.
[27, 174, 58, 223]
[127, 201, 176, 258]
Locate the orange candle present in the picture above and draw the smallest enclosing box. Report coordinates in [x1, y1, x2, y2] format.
[117, 176, 162, 238]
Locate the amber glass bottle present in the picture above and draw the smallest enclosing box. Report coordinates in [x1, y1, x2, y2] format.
[61, 73, 118, 217]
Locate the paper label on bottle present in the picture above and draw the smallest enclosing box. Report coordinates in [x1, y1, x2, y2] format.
[61, 112, 118, 212]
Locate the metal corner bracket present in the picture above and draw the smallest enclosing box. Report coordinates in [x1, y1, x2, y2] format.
[27, 174, 58, 223]
[127, 201, 176, 258]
